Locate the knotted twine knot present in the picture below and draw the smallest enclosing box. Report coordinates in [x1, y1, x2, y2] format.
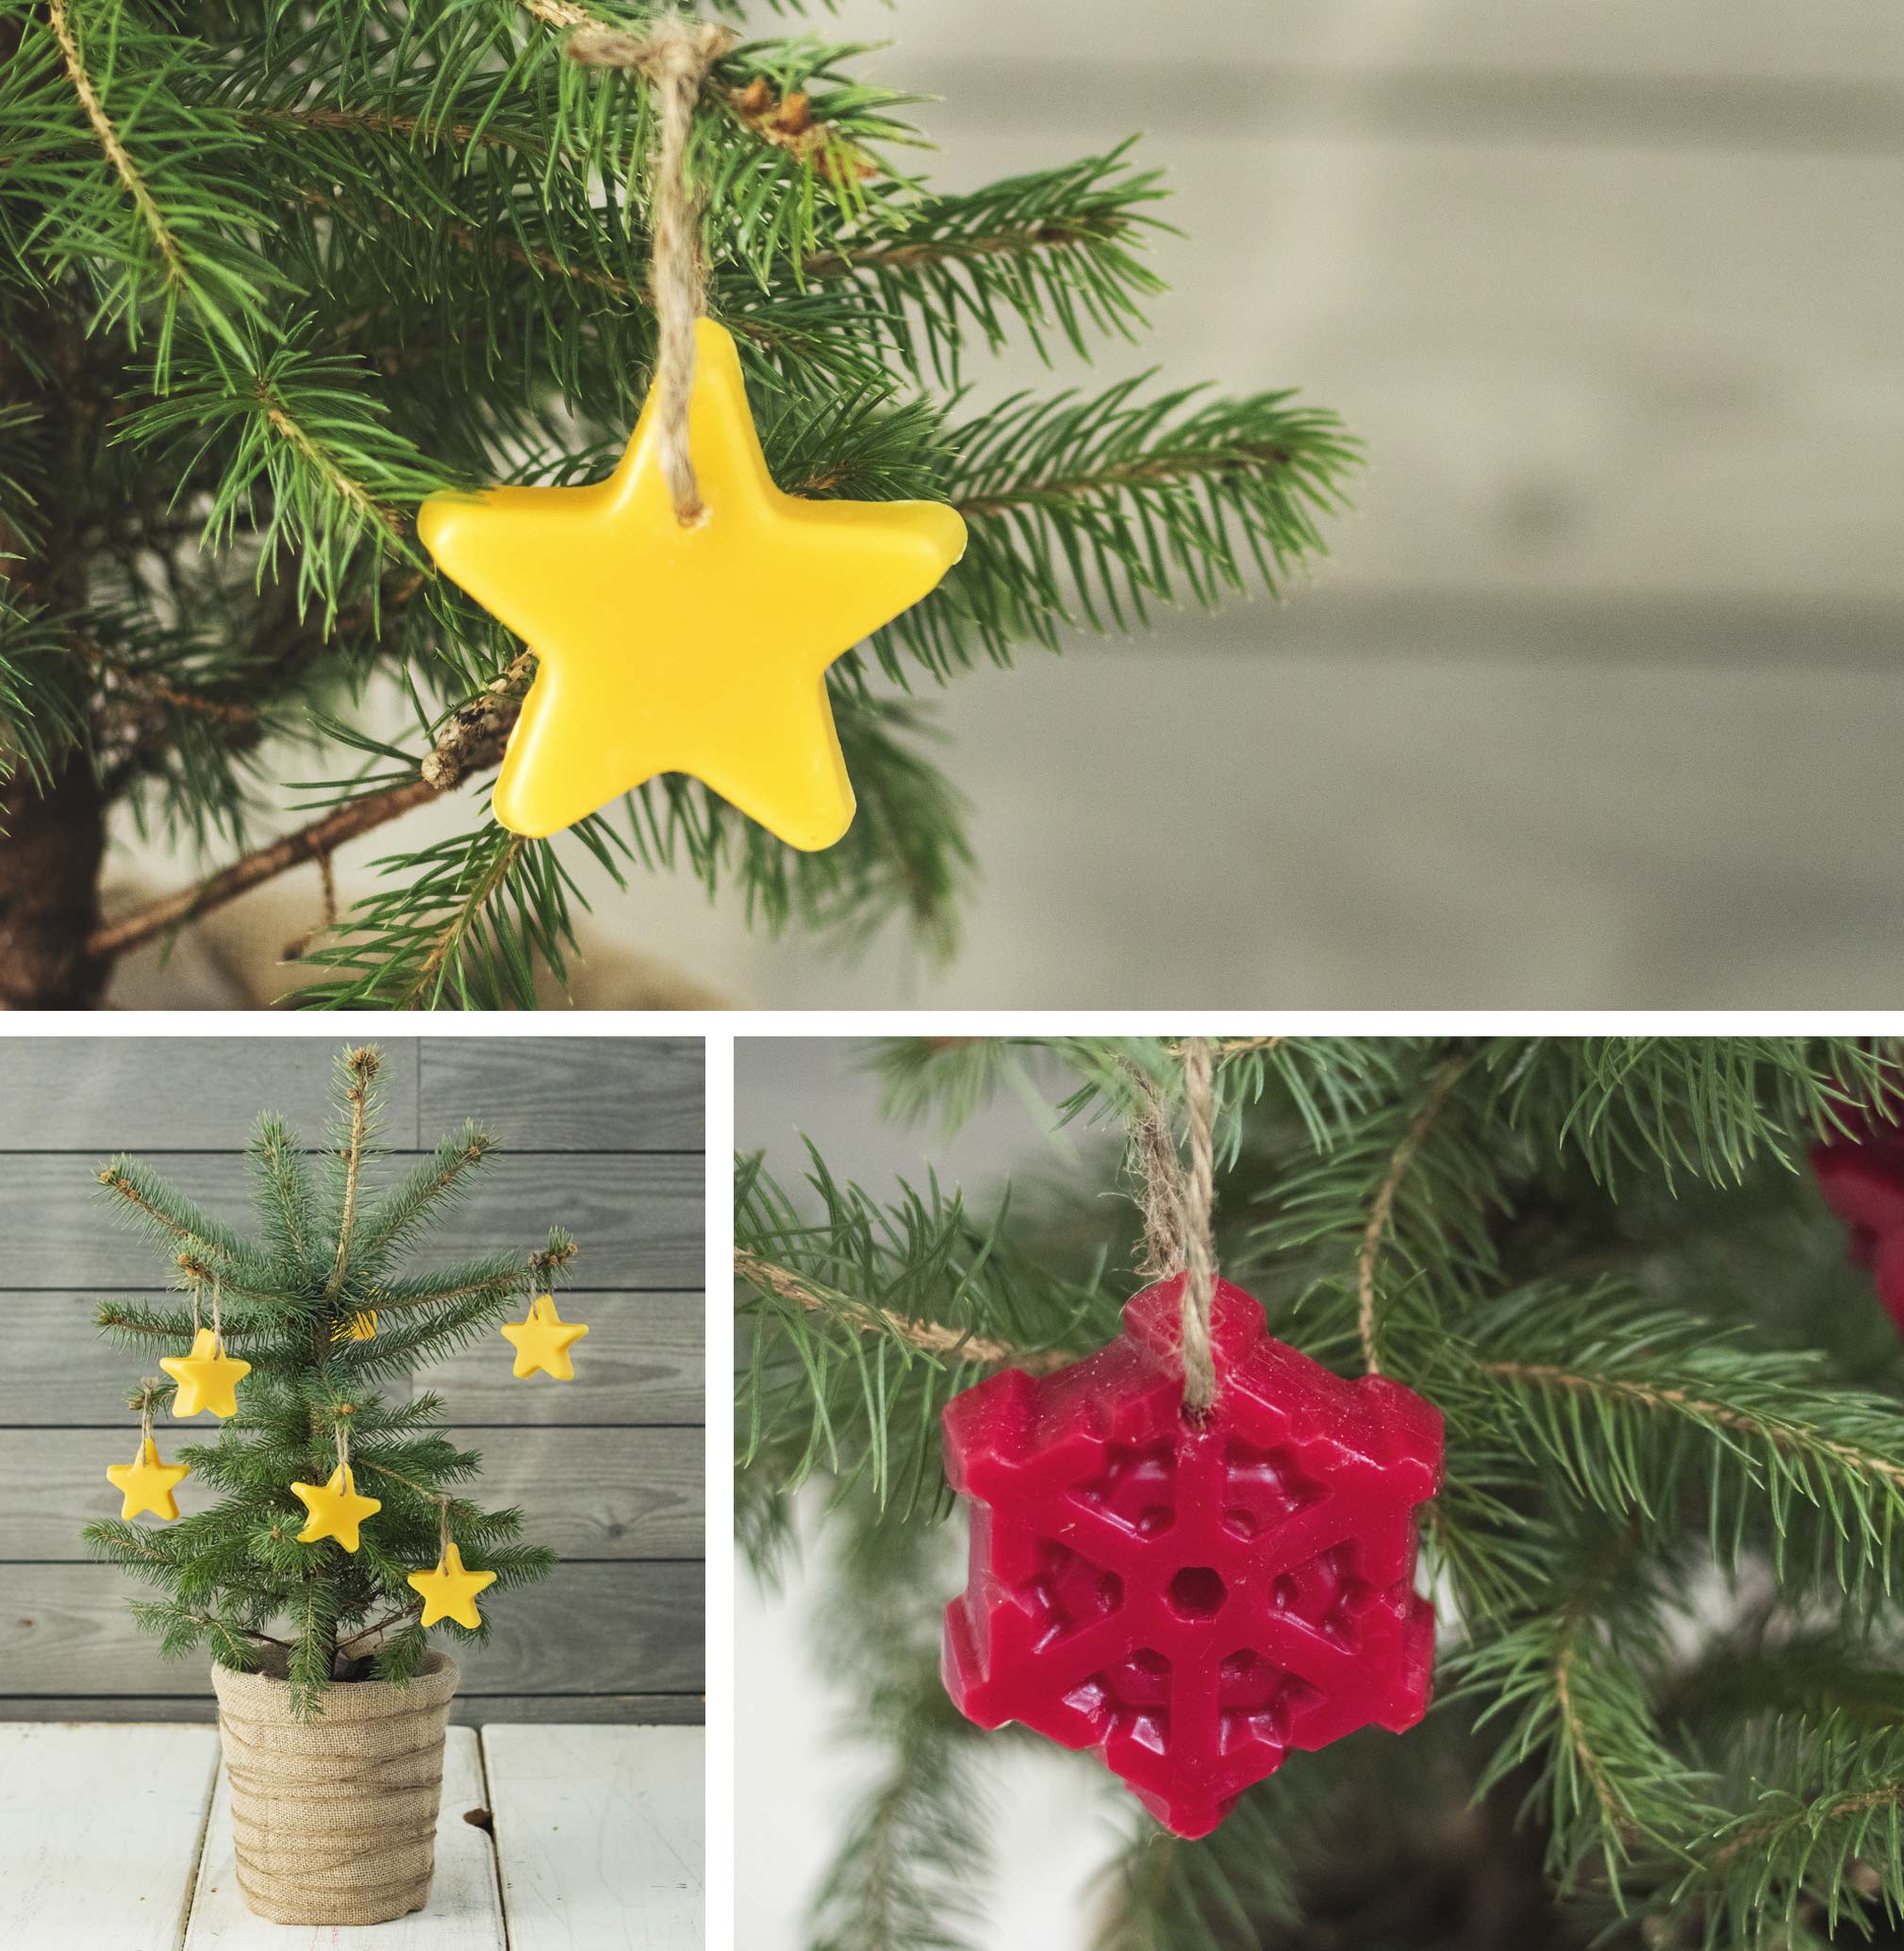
[569, 15, 737, 526]
[1131, 1037, 1219, 1419]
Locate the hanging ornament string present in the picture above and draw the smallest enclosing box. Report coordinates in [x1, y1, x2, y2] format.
[134, 1377, 159, 1464]
[570, 14, 738, 525]
[1178, 1038, 1217, 1418]
[209, 1271, 223, 1348]
[438, 1494, 453, 1562]
[1128, 1038, 1219, 1417]
[333, 1405, 350, 1478]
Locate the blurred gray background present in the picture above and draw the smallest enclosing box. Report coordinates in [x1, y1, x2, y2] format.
[0, 1036, 705, 1725]
[737, 1038, 1116, 1949]
[108, 0, 1904, 1006]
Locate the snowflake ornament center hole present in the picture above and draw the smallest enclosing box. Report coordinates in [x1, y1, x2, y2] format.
[1166, 1564, 1227, 1619]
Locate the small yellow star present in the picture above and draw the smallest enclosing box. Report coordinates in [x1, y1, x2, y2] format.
[106, 1436, 190, 1522]
[330, 1310, 377, 1343]
[159, 1328, 251, 1419]
[290, 1464, 382, 1552]
[407, 1541, 498, 1629]
[417, 319, 968, 850]
[501, 1293, 590, 1381]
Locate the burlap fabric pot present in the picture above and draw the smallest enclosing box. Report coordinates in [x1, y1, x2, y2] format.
[210, 1650, 460, 1926]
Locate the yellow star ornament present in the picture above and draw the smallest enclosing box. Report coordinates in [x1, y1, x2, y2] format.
[106, 1437, 190, 1522]
[416, 319, 968, 851]
[290, 1465, 382, 1552]
[407, 1542, 497, 1630]
[159, 1328, 251, 1419]
[501, 1293, 590, 1381]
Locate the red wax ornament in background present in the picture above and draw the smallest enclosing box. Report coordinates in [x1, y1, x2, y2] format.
[941, 1273, 1444, 1838]
[1812, 1116, 1904, 1334]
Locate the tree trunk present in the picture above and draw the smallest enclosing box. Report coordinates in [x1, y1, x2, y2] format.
[0, 758, 108, 1008]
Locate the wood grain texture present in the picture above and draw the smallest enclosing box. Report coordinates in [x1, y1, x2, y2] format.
[486, 1725, 704, 1951]
[4, 1290, 704, 1427]
[415, 1293, 704, 1427]
[0, 1720, 220, 1947]
[182, 1727, 505, 1949]
[0, 1562, 702, 1697]
[0, 1038, 421, 1150]
[419, 1039, 703, 1151]
[0, 1695, 704, 1725]
[6, 1151, 701, 1288]
[0, 1033, 704, 1726]
[10, 1427, 703, 1561]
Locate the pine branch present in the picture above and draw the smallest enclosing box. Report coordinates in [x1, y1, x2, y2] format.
[1356, 1055, 1468, 1373]
[736, 1249, 1063, 1372]
[86, 659, 529, 961]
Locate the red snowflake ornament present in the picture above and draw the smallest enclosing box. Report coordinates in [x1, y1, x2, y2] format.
[1813, 1123, 1904, 1333]
[941, 1273, 1443, 1837]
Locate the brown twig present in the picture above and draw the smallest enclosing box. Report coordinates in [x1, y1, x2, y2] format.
[1551, 1521, 1644, 1843]
[1478, 1360, 1904, 1491]
[957, 445, 1295, 520]
[1357, 1057, 1466, 1374]
[734, 1249, 1068, 1373]
[801, 215, 1134, 280]
[86, 654, 534, 963]
[46, 0, 184, 290]
[335, 1602, 422, 1654]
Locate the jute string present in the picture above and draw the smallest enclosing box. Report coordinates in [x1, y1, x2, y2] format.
[569, 14, 737, 524]
[188, 1271, 223, 1356]
[1130, 1038, 1219, 1417]
[134, 1378, 159, 1460]
[211, 1653, 460, 1926]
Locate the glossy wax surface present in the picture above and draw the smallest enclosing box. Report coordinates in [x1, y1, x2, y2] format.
[158, 1328, 251, 1420]
[417, 320, 968, 850]
[942, 1275, 1444, 1838]
[107, 1435, 190, 1522]
[408, 1541, 498, 1630]
[501, 1292, 590, 1381]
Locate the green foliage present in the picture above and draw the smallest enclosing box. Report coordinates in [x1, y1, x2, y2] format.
[736, 1034, 1904, 1950]
[83, 1044, 560, 1714]
[0, 0, 1355, 1004]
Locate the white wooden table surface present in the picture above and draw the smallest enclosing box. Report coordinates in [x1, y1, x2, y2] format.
[0, 1722, 703, 1950]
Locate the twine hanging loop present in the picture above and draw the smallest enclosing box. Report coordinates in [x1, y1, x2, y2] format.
[570, 14, 737, 525]
[1130, 1039, 1219, 1418]
[1178, 1039, 1217, 1417]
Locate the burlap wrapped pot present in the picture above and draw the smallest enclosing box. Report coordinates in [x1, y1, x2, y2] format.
[210, 1650, 460, 1926]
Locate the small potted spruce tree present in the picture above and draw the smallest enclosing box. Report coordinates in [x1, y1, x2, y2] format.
[83, 1045, 582, 1926]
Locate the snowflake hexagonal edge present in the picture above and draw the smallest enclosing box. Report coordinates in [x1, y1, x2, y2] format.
[941, 1273, 1444, 1837]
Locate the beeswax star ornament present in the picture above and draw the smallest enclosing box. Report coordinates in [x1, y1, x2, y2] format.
[408, 1542, 497, 1630]
[106, 1437, 190, 1522]
[501, 1293, 590, 1381]
[290, 1465, 382, 1552]
[159, 1328, 251, 1419]
[416, 320, 967, 850]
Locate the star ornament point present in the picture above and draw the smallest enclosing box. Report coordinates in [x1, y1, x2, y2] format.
[417, 319, 967, 850]
[408, 1542, 498, 1630]
[290, 1464, 382, 1553]
[107, 1437, 190, 1522]
[159, 1328, 251, 1419]
[501, 1293, 589, 1381]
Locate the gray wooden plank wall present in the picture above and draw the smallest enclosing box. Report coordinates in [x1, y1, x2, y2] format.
[0, 1036, 705, 1726]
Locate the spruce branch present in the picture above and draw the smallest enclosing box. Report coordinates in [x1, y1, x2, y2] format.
[735, 1248, 1064, 1372]
[44, 0, 188, 307]
[1356, 1056, 1468, 1374]
[86, 658, 530, 961]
